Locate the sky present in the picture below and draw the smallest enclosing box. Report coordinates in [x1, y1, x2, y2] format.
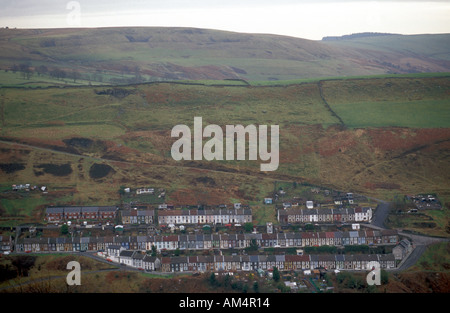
[1, 0, 449, 40]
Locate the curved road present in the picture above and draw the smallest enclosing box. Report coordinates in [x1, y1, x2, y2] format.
[371, 200, 391, 229]
[368, 198, 449, 272]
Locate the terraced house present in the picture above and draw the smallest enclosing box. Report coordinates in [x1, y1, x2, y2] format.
[121, 209, 154, 224]
[0, 235, 13, 252]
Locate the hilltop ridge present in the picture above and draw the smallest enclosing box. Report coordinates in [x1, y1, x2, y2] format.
[0, 27, 449, 84]
[322, 32, 399, 41]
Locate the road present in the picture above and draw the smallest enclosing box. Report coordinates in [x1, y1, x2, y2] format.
[367, 198, 449, 272]
[394, 231, 449, 272]
[394, 245, 428, 272]
[368, 198, 391, 229]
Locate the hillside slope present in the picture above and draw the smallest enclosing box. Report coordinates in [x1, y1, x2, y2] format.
[0, 76, 449, 214]
[323, 33, 450, 74]
[0, 27, 449, 82]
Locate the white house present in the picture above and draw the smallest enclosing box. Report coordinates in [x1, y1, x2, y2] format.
[355, 207, 372, 222]
[132, 251, 145, 268]
[143, 255, 161, 271]
[306, 201, 314, 209]
[136, 187, 154, 195]
[107, 245, 125, 262]
[119, 250, 135, 266]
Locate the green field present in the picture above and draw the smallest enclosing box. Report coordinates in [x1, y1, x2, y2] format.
[332, 99, 450, 128]
[321, 75, 450, 128]
[3, 75, 448, 133]
[251, 72, 450, 86]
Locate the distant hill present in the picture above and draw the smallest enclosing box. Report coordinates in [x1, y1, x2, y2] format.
[322, 32, 450, 64]
[0, 27, 449, 83]
[322, 32, 399, 41]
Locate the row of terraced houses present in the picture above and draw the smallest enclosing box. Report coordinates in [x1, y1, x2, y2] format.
[45, 206, 118, 222]
[277, 207, 373, 224]
[44, 206, 252, 226]
[159, 253, 396, 272]
[15, 229, 399, 253]
[157, 208, 252, 225]
[106, 247, 396, 273]
[44, 206, 373, 226]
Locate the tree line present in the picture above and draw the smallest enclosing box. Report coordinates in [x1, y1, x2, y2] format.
[9, 63, 82, 83]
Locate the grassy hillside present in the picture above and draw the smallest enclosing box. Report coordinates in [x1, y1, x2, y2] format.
[0, 75, 449, 232]
[0, 27, 449, 84]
